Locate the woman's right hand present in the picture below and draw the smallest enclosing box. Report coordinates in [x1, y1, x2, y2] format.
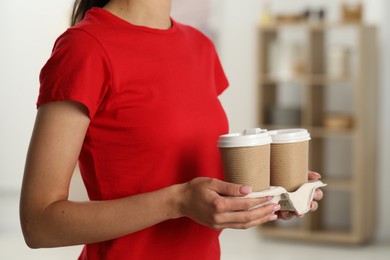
[177, 177, 280, 230]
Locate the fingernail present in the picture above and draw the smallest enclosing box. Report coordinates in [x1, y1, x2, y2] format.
[239, 185, 252, 194]
[267, 196, 274, 201]
[269, 214, 278, 221]
[313, 172, 322, 179]
[273, 204, 281, 212]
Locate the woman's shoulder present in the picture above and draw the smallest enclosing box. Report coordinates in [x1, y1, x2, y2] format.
[60, 7, 110, 46]
[52, 28, 103, 56]
[174, 21, 215, 48]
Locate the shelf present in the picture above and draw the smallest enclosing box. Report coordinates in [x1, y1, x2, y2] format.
[258, 23, 377, 244]
[259, 74, 308, 85]
[260, 125, 355, 138]
[260, 227, 365, 244]
[259, 74, 353, 85]
[260, 124, 303, 131]
[260, 22, 367, 32]
[310, 74, 353, 85]
[308, 127, 355, 138]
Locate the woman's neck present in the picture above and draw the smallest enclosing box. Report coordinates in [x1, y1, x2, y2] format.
[104, 0, 172, 29]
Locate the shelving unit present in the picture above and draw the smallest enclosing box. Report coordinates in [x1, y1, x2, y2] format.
[257, 22, 378, 244]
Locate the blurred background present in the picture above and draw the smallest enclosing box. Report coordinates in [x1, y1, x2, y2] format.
[0, 0, 389, 259]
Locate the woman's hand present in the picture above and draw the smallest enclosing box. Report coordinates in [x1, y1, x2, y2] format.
[277, 171, 324, 220]
[177, 177, 280, 230]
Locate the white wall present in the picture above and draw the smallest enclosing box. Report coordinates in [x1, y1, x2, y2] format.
[212, 1, 261, 132]
[377, 0, 390, 241]
[214, 0, 390, 240]
[0, 0, 74, 191]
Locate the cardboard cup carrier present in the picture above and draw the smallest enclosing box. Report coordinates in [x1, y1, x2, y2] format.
[217, 129, 272, 192]
[269, 129, 311, 192]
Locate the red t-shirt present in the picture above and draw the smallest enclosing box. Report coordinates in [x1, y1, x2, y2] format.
[37, 7, 229, 260]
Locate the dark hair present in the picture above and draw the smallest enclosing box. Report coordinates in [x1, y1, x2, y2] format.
[71, 0, 110, 26]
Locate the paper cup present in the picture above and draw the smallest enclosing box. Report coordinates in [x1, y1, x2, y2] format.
[269, 128, 311, 192]
[217, 128, 272, 192]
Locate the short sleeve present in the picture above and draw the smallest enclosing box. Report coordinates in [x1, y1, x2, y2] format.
[37, 29, 111, 118]
[211, 45, 229, 95]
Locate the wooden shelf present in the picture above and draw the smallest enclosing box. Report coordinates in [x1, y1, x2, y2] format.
[260, 22, 367, 32]
[308, 127, 355, 138]
[260, 227, 365, 244]
[261, 125, 355, 138]
[258, 23, 378, 244]
[259, 74, 353, 85]
[259, 74, 309, 85]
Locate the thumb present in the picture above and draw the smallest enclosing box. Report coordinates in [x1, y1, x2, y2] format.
[209, 179, 253, 197]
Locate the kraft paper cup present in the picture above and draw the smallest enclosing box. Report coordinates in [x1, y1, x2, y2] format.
[269, 129, 311, 192]
[217, 128, 272, 192]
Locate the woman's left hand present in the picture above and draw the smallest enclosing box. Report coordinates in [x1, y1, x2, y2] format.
[277, 171, 324, 220]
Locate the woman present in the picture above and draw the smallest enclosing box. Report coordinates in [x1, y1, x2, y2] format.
[20, 0, 323, 259]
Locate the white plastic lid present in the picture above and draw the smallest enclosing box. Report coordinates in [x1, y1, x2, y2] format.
[268, 128, 311, 144]
[217, 128, 272, 148]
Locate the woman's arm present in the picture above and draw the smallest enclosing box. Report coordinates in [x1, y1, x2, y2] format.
[20, 100, 279, 248]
